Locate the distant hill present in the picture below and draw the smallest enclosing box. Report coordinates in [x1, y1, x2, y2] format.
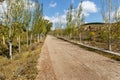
[78, 22, 117, 32]
[83, 22, 105, 25]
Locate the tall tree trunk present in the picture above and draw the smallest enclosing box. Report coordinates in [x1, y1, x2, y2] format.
[39, 34, 40, 41]
[36, 34, 37, 42]
[9, 23, 12, 59]
[3, 35, 5, 45]
[108, 0, 112, 51]
[39, 34, 41, 41]
[35, 34, 37, 43]
[37, 34, 39, 42]
[9, 41, 12, 59]
[27, 30, 29, 47]
[30, 34, 32, 45]
[18, 35, 21, 53]
[79, 33, 82, 43]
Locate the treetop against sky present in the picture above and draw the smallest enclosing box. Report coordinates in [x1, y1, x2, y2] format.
[0, 0, 120, 28]
[42, 0, 120, 28]
[43, 0, 101, 25]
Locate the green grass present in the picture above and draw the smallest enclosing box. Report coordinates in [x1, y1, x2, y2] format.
[0, 42, 43, 80]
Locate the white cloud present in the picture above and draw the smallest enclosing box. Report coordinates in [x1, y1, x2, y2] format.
[44, 0, 98, 29]
[105, 7, 120, 22]
[44, 14, 66, 24]
[44, 12, 67, 29]
[49, 2, 57, 8]
[113, 7, 120, 20]
[79, 0, 98, 16]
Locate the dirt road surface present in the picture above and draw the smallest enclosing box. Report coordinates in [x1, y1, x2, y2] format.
[36, 35, 120, 80]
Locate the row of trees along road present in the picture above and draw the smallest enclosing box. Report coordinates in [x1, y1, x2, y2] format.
[101, 0, 120, 51]
[0, 0, 53, 59]
[53, 0, 120, 52]
[54, 1, 85, 41]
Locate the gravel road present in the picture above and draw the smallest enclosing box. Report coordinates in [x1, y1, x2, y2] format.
[36, 35, 120, 80]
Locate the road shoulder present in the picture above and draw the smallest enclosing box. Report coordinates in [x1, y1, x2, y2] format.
[36, 42, 57, 80]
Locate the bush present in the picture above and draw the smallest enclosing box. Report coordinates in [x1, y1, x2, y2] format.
[0, 44, 9, 57]
[0, 42, 43, 80]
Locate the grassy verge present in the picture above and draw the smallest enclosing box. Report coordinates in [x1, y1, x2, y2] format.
[57, 37, 120, 61]
[0, 42, 43, 80]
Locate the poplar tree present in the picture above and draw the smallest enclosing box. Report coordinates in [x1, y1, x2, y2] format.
[32, 0, 43, 42]
[66, 4, 73, 38]
[101, 0, 113, 50]
[76, 1, 85, 42]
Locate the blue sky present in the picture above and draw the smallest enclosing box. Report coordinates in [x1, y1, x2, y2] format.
[39, 0, 103, 24]
[0, 0, 119, 28]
